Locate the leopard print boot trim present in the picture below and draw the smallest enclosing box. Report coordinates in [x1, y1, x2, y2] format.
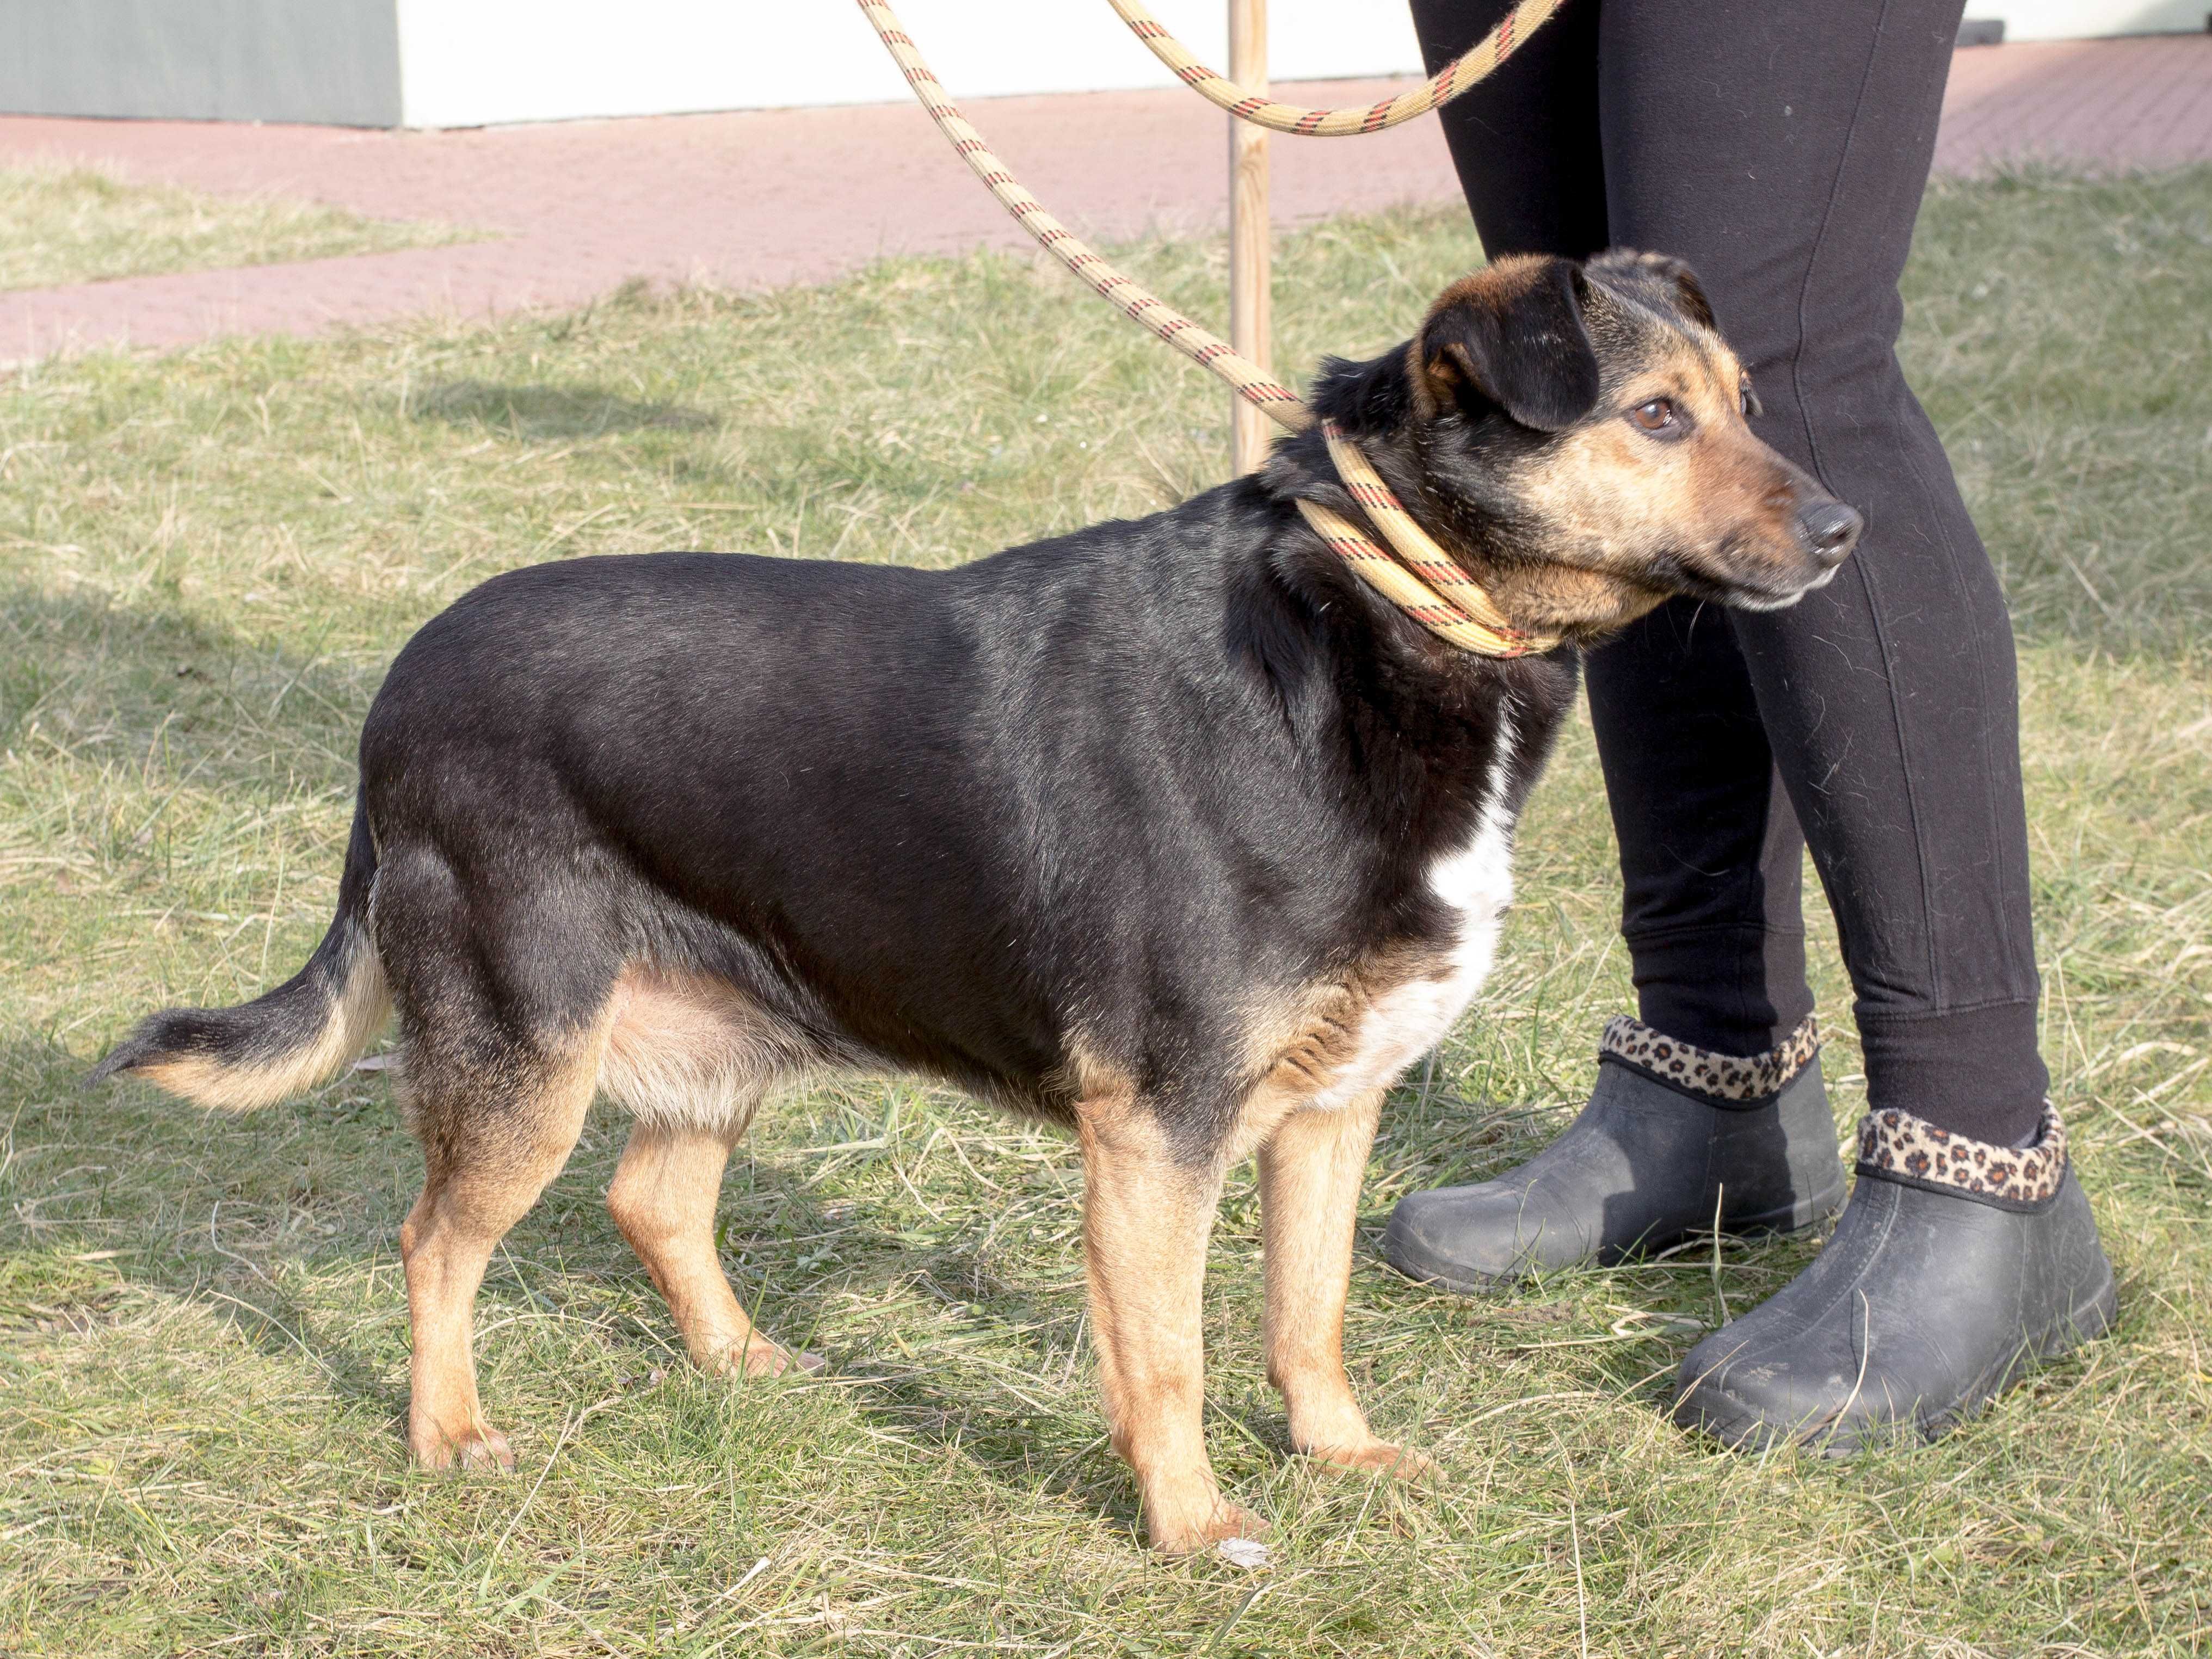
[1854, 1100, 2068, 1210]
[1599, 1013, 1822, 1108]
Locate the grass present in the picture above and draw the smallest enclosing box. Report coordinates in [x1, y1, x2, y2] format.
[0, 164, 476, 293]
[1, 166, 2208, 1655]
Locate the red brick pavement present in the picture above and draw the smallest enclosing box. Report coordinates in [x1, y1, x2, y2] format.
[2, 35, 2208, 364]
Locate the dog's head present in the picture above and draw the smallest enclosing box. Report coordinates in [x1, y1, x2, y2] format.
[1297, 250, 1860, 640]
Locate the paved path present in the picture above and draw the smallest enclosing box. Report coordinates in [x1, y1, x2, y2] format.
[2, 34, 2208, 363]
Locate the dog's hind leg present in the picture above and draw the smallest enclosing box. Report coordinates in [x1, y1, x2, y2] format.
[1259, 1088, 1432, 1480]
[398, 1032, 601, 1472]
[1076, 1092, 1260, 1555]
[606, 1120, 805, 1378]
[595, 966, 812, 1377]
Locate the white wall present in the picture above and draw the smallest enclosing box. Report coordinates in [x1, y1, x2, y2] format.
[393, 0, 1428, 128]
[393, 0, 2203, 129]
[1981, 0, 2201, 38]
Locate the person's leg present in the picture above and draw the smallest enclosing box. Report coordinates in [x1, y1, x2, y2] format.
[1597, 0, 2043, 1143]
[1387, 0, 1843, 1294]
[1411, 0, 1820, 1064]
[1587, 602, 1814, 1059]
[1586, 0, 2113, 1447]
[1406, 0, 1607, 262]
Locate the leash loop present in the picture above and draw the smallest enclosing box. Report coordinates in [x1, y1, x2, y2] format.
[1104, 0, 1564, 136]
[855, 0, 1562, 658]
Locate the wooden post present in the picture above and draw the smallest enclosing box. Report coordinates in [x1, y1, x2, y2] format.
[1228, 0, 1270, 473]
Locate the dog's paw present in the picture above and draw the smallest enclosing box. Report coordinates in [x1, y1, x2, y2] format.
[411, 1422, 515, 1474]
[1147, 1496, 1268, 1557]
[1307, 1439, 1437, 1483]
[708, 1339, 825, 1379]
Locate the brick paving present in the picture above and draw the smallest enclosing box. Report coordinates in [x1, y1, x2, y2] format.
[2, 34, 2208, 363]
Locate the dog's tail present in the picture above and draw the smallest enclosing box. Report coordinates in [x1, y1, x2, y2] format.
[89, 797, 390, 1111]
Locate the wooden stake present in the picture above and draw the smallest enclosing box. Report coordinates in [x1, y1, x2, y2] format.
[1228, 0, 1270, 474]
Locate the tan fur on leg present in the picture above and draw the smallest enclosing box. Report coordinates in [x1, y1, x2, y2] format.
[1076, 1091, 1260, 1554]
[607, 1121, 798, 1377]
[1260, 1090, 1433, 1481]
[399, 1041, 598, 1472]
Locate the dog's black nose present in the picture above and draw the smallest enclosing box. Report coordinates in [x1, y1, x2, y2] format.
[1794, 501, 1863, 565]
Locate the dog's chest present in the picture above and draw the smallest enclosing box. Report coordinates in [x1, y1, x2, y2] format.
[1299, 716, 1521, 1113]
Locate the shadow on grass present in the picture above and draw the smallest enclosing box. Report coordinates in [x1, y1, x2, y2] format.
[407, 381, 721, 441]
[0, 584, 374, 800]
[0, 1037, 408, 1412]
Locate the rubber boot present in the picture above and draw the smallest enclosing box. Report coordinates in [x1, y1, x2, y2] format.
[1673, 1101, 2117, 1453]
[1383, 1016, 1844, 1292]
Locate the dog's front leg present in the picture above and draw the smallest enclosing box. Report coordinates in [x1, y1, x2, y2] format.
[1259, 1089, 1434, 1480]
[1076, 1096, 1259, 1555]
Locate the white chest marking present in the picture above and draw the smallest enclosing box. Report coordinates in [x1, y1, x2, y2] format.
[1308, 705, 1519, 1112]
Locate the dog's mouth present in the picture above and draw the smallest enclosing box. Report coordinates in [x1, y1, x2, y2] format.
[1726, 562, 1843, 610]
[1629, 543, 1840, 613]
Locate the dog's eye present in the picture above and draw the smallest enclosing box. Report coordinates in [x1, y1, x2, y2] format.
[1629, 398, 1680, 434]
[1740, 383, 1763, 418]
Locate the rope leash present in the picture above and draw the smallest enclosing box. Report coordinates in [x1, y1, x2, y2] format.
[855, 0, 1560, 658]
[1104, 0, 1564, 136]
[859, 0, 1307, 432]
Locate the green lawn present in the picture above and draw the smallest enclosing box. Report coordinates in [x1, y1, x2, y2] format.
[0, 164, 476, 293]
[1, 168, 2207, 1656]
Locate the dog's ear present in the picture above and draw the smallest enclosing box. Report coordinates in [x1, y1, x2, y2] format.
[1586, 249, 1718, 332]
[1418, 256, 1600, 432]
[1643, 253, 1718, 331]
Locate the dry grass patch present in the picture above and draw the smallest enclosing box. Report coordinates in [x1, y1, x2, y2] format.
[0, 163, 478, 293]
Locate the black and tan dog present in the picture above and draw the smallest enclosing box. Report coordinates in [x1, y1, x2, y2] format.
[95, 251, 1858, 1554]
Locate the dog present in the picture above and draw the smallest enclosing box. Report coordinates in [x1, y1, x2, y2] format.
[94, 250, 1859, 1555]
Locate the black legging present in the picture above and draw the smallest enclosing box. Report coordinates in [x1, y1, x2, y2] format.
[1408, 0, 2046, 1144]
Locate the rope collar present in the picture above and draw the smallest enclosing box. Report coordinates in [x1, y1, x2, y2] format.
[1296, 422, 1558, 658]
[857, 0, 1565, 661]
